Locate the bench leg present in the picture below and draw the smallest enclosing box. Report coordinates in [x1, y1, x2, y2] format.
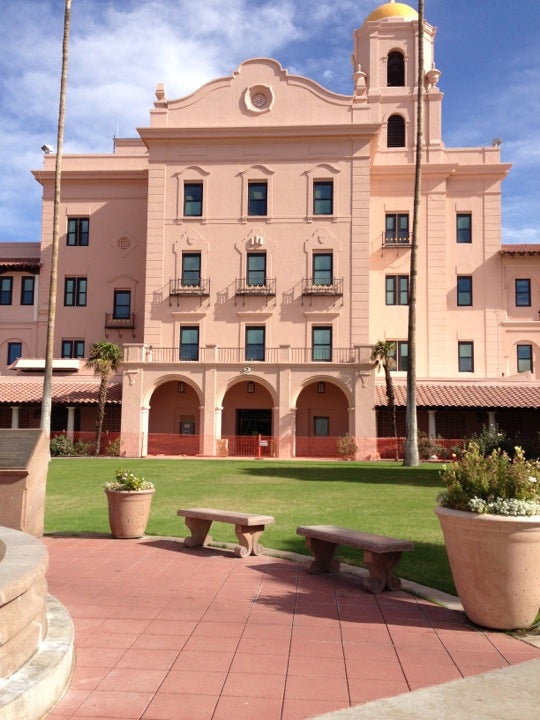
[362, 551, 403, 593]
[234, 524, 266, 557]
[304, 538, 340, 574]
[183, 518, 213, 548]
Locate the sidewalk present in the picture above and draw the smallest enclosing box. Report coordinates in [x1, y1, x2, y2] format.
[42, 535, 540, 720]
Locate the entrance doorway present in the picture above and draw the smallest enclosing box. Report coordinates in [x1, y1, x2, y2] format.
[236, 409, 272, 436]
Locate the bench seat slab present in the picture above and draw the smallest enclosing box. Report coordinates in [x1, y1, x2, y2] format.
[297, 525, 413, 593]
[178, 508, 274, 557]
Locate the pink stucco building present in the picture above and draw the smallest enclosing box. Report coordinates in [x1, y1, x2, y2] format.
[1, 1, 539, 458]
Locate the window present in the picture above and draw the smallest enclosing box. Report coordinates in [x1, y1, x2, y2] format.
[517, 344, 533, 373]
[64, 277, 87, 306]
[456, 213, 472, 243]
[246, 326, 265, 361]
[20, 276, 35, 305]
[385, 213, 409, 243]
[388, 341, 409, 371]
[67, 217, 89, 246]
[113, 290, 131, 319]
[7, 342, 22, 365]
[182, 253, 201, 286]
[313, 253, 333, 286]
[387, 114, 405, 147]
[0, 277, 13, 305]
[457, 276, 473, 306]
[184, 183, 203, 217]
[458, 341, 474, 372]
[387, 51, 405, 86]
[313, 181, 333, 215]
[180, 327, 199, 361]
[248, 182, 267, 216]
[314, 417, 329, 436]
[515, 279, 531, 307]
[386, 275, 409, 305]
[312, 326, 332, 362]
[247, 253, 266, 286]
[62, 340, 85, 358]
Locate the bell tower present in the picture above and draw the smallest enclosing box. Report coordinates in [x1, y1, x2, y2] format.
[352, 1, 443, 152]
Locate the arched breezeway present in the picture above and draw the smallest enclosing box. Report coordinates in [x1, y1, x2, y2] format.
[294, 378, 351, 457]
[146, 377, 202, 455]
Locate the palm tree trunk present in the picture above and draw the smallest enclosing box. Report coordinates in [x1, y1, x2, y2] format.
[384, 364, 399, 461]
[41, 0, 72, 437]
[403, 0, 423, 467]
[94, 371, 111, 456]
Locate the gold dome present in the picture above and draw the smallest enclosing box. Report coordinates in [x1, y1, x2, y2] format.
[365, 1, 418, 23]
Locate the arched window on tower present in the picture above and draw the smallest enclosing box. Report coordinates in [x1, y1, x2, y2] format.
[387, 51, 405, 86]
[387, 115, 405, 147]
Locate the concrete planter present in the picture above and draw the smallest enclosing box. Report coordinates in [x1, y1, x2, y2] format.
[105, 488, 155, 539]
[435, 506, 540, 630]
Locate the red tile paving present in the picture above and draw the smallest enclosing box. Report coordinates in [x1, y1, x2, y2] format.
[43, 536, 540, 720]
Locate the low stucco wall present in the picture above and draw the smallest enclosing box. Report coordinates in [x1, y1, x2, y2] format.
[0, 526, 49, 677]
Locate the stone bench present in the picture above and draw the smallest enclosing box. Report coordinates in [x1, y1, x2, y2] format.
[297, 524, 414, 593]
[177, 508, 275, 558]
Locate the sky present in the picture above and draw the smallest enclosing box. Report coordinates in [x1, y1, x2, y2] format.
[1, 0, 539, 246]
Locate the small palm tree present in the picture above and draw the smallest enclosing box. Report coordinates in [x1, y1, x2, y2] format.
[372, 341, 399, 461]
[86, 341, 122, 455]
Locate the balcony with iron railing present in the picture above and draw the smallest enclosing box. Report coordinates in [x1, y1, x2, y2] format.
[235, 277, 276, 297]
[135, 344, 372, 365]
[382, 232, 411, 248]
[169, 277, 210, 299]
[105, 313, 135, 336]
[302, 277, 343, 296]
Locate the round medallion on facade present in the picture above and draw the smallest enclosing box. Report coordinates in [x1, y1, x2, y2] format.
[243, 85, 274, 114]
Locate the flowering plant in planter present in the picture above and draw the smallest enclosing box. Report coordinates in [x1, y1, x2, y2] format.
[438, 441, 540, 516]
[104, 468, 155, 492]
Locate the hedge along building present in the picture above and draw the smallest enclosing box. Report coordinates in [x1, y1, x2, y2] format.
[1, 1, 539, 457]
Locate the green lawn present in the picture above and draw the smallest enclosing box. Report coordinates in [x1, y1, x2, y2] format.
[45, 457, 455, 595]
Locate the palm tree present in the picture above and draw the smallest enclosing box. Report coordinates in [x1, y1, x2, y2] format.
[403, 0, 424, 467]
[372, 341, 399, 461]
[86, 341, 122, 455]
[41, 0, 72, 436]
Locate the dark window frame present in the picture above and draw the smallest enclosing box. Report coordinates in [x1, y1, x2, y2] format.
[385, 213, 409, 242]
[180, 326, 200, 361]
[0, 276, 13, 305]
[458, 341, 474, 372]
[517, 344, 533, 373]
[64, 277, 87, 307]
[457, 275, 473, 306]
[313, 253, 333, 286]
[245, 326, 266, 361]
[515, 278, 531, 307]
[183, 182, 203, 217]
[313, 180, 333, 215]
[248, 181, 268, 216]
[7, 341, 22, 365]
[61, 340, 85, 359]
[456, 213, 472, 244]
[113, 290, 131, 320]
[67, 217, 89, 246]
[312, 326, 332, 362]
[247, 253, 266, 286]
[386, 275, 409, 305]
[20, 276, 35, 306]
[182, 253, 201, 286]
[313, 416, 330, 436]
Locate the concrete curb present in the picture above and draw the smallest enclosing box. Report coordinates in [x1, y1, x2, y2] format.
[308, 658, 540, 720]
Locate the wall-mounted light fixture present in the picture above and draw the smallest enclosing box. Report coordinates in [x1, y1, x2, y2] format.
[317, 382, 326, 394]
[178, 382, 186, 393]
[247, 381, 255, 393]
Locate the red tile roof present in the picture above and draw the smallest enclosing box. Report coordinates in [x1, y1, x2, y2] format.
[376, 382, 540, 409]
[0, 378, 122, 405]
[0, 258, 41, 271]
[500, 244, 540, 255]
